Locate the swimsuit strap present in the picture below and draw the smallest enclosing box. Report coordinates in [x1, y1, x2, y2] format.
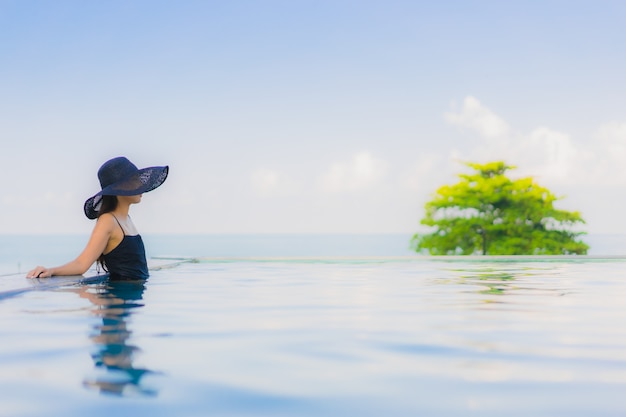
[110, 214, 126, 236]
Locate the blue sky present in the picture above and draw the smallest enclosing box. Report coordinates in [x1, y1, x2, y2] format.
[2, 1, 626, 234]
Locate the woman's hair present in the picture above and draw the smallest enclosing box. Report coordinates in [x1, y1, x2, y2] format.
[98, 195, 118, 216]
[96, 195, 119, 272]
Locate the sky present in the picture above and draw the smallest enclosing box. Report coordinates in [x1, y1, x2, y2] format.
[1, 0, 626, 235]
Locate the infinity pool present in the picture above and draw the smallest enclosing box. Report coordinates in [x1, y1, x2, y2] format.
[1, 257, 625, 416]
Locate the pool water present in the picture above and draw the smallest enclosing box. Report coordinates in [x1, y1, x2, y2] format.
[1, 257, 626, 416]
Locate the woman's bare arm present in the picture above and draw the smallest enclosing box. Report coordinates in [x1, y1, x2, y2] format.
[26, 217, 114, 278]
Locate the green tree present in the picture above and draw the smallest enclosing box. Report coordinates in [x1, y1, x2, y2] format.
[412, 161, 588, 255]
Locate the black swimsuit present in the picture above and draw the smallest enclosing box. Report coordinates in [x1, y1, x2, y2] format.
[102, 215, 149, 280]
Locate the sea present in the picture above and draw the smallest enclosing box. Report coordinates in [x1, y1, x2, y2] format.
[0, 234, 625, 416]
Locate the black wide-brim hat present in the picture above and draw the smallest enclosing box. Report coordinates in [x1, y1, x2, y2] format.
[84, 156, 169, 219]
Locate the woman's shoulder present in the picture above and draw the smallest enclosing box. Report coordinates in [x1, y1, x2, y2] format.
[93, 213, 125, 243]
[97, 212, 116, 221]
[95, 212, 119, 230]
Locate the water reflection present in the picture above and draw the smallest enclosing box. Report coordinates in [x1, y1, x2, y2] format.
[448, 263, 565, 301]
[447, 266, 519, 297]
[473, 270, 516, 296]
[79, 279, 158, 397]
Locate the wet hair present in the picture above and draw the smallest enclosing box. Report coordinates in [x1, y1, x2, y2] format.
[97, 195, 119, 273]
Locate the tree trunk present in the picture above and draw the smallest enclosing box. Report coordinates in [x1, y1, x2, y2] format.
[481, 230, 487, 255]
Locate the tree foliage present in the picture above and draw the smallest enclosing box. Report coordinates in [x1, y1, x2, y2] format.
[412, 161, 588, 255]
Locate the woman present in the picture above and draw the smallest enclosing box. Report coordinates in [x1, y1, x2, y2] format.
[27, 156, 168, 280]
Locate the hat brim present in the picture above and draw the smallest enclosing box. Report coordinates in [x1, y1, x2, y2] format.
[84, 166, 168, 219]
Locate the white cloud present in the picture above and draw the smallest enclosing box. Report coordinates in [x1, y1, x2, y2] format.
[511, 127, 585, 182]
[402, 153, 443, 192]
[318, 151, 388, 193]
[251, 169, 279, 192]
[595, 122, 626, 158]
[445, 96, 511, 139]
[589, 122, 626, 185]
[445, 96, 595, 186]
[250, 168, 298, 195]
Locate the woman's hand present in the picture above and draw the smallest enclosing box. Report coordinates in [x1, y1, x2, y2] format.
[26, 266, 53, 278]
